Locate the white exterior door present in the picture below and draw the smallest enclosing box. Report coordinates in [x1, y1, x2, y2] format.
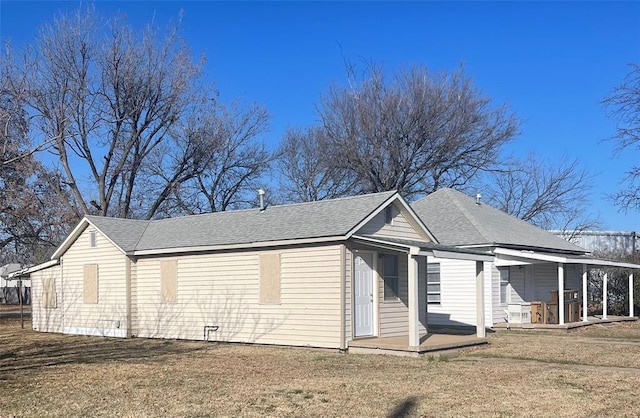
[354, 253, 374, 337]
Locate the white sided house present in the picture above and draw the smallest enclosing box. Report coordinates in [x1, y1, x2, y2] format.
[411, 188, 640, 328]
[23, 191, 491, 351]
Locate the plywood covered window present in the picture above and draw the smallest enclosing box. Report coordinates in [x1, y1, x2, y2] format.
[383, 254, 399, 301]
[259, 253, 281, 304]
[161, 260, 177, 303]
[42, 276, 57, 309]
[83, 264, 99, 304]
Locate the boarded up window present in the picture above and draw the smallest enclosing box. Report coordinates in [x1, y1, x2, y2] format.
[83, 264, 99, 304]
[161, 260, 177, 303]
[41, 276, 57, 309]
[259, 253, 281, 304]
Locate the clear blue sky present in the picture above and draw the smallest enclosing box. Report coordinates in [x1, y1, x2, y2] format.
[1, 1, 639, 230]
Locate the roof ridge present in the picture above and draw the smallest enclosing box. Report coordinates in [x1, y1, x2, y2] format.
[147, 190, 398, 224]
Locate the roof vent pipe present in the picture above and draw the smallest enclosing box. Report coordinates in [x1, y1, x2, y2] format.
[257, 188, 266, 211]
[476, 193, 482, 205]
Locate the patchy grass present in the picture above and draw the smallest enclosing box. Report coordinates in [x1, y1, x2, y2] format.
[1, 319, 640, 417]
[0, 304, 30, 313]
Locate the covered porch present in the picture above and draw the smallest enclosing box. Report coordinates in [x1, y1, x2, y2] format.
[346, 236, 493, 354]
[494, 248, 640, 326]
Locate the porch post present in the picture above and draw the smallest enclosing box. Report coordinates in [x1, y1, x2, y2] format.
[582, 264, 588, 322]
[407, 251, 420, 348]
[602, 272, 608, 320]
[629, 273, 634, 318]
[558, 263, 565, 325]
[476, 261, 486, 338]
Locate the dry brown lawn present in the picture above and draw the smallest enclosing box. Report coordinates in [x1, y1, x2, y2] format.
[1, 319, 640, 418]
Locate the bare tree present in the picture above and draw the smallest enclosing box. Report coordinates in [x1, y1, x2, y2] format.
[276, 126, 359, 202]
[6, 7, 271, 223]
[317, 63, 519, 200]
[603, 64, 640, 212]
[16, 8, 203, 218]
[484, 153, 599, 234]
[142, 101, 272, 217]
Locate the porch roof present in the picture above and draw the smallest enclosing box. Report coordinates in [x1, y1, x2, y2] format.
[494, 248, 640, 269]
[352, 235, 494, 262]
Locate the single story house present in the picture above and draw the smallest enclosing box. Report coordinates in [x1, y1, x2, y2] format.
[411, 188, 640, 328]
[1, 263, 30, 304]
[17, 191, 492, 351]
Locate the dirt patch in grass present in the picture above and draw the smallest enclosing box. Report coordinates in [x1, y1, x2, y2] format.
[1, 319, 639, 417]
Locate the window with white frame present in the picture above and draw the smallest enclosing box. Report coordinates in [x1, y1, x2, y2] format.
[89, 231, 97, 248]
[500, 267, 510, 305]
[427, 263, 441, 304]
[383, 254, 399, 301]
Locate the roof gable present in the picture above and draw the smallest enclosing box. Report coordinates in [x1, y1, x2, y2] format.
[51, 216, 149, 259]
[411, 188, 587, 254]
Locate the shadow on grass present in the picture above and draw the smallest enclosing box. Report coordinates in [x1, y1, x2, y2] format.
[387, 396, 418, 418]
[0, 324, 210, 379]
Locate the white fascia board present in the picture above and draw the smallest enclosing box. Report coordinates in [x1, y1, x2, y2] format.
[50, 218, 89, 259]
[8, 259, 60, 278]
[564, 258, 640, 269]
[432, 250, 493, 262]
[494, 248, 640, 269]
[346, 193, 399, 239]
[131, 235, 346, 256]
[393, 195, 438, 242]
[493, 248, 567, 263]
[351, 235, 414, 253]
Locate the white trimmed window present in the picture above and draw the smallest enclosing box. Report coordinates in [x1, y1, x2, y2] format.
[427, 263, 441, 304]
[89, 231, 97, 248]
[383, 254, 399, 301]
[500, 267, 510, 305]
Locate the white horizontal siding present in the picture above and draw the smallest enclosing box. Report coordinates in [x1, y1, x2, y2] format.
[427, 257, 478, 327]
[61, 227, 127, 336]
[30, 266, 63, 334]
[134, 245, 342, 348]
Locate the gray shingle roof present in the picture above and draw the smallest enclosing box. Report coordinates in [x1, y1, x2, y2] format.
[87, 191, 397, 253]
[411, 188, 587, 254]
[85, 216, 149, 252]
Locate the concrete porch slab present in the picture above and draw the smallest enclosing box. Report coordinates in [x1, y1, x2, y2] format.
[348, 333, 488, 356]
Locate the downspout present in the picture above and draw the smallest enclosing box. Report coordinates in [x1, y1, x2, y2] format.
[125, 257, 132, 338]
[339, 244, 346, 351]
[60, 258, 64, 332]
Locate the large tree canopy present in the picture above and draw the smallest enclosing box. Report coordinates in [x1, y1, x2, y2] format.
[316, 64, 520, 200]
